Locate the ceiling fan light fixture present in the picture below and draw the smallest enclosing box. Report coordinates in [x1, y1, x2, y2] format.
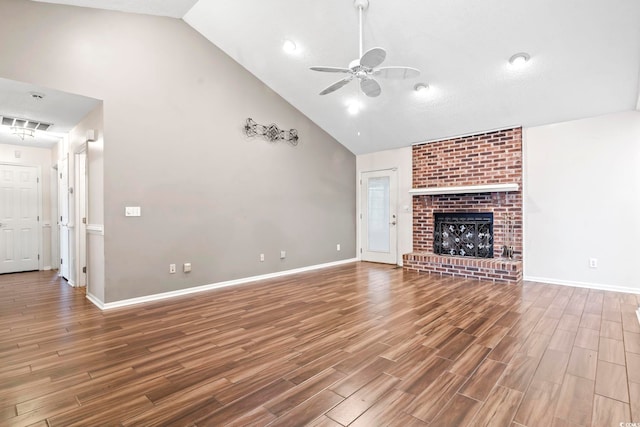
[509, 52, 530, 68]
[10, 126, 35, 140]
[310, 0, 419, 98]
[282, 39, 297, 54]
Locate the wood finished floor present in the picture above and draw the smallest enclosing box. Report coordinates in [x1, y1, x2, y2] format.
[1, 264, 639, 427]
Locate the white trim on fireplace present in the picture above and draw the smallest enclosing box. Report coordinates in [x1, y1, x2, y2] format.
[409, 183, 518, 196]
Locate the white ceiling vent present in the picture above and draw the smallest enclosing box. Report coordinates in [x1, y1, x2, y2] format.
[1, 115, 52, 131]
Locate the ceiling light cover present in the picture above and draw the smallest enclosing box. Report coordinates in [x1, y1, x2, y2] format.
[509, 52, 530, 68]
[414, 83, 429, 93]
[347, 102, 361, 115]
[282, 40, 297, 53]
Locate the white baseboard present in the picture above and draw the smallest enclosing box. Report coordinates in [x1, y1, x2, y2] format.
[67, 279, 76, 287]
[43, 266, 51, 271]
[524, 275, 640, 295]
[90, 258, 358, 311]
[636, 307, 640, 326]
[86, 292, 105, 310]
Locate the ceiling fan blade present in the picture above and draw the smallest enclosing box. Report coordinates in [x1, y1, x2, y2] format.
[359, 47, 386, 68]
[374, 66, 421, 79]
[310, 66, 352, 73]
[319, 77, 353, 95]
[360, 78, 381, 97]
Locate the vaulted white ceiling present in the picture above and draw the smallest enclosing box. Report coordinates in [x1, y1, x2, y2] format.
[27, 0, 640, 154]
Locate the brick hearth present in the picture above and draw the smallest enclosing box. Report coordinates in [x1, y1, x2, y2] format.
[404, 253, 522, 282]
[403, 127, 523, 283]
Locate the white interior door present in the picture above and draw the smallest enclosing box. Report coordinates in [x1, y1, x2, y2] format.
[361, 169, 398, 264]
[0, 164, 40, 274]
[59, 157, 70, 280]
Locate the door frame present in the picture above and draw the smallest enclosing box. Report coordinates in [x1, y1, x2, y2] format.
[58, 154, 70, 281]
[0, 161, 43, 272]
[50, 163, 59, 271]
[74, 143, 88, 289]
[358, 167, 399, 265]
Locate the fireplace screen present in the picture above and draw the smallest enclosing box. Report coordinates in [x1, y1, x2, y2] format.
[434, 212, 493, 258]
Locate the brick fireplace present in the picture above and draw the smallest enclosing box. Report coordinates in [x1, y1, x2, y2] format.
[403, 127, 523, 282]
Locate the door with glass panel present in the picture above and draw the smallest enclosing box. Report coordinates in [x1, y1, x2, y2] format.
[361, 169, 397, 264]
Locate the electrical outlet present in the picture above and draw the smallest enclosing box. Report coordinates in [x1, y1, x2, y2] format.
[589, 258, 598, 269]
[183, 263, 191, 273]
[280, 250, 286, 259]
[169, 263, 176, 274]
[336, 243, 341, 251]
[260, 253, 265, 262]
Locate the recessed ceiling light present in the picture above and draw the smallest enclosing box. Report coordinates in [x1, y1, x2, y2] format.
[282, 40, 297, 53]
[347, 102, 361, 115]
[414, 83, 430, 94]
[509, 52, 530, 68]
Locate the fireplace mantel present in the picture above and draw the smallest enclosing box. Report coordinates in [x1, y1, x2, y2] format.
[409, 183, 519, 196]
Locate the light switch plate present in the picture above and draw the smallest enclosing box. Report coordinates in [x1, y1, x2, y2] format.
[125, 206, 141, 217]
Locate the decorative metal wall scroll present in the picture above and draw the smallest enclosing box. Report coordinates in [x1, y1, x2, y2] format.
[243, 118, 299, 146]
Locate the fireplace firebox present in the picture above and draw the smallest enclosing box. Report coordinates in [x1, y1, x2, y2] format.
[434, 212, 493, 258]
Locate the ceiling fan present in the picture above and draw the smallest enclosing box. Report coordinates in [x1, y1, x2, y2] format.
[310, 0, 420, 98]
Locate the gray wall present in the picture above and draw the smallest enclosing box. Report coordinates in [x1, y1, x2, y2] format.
[0, 0, 356, 303]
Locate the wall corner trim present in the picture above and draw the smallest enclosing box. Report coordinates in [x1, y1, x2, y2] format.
[524, 275, 640, 295]
[92, 258, 359, 311]
[86, 292, 105, 310]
